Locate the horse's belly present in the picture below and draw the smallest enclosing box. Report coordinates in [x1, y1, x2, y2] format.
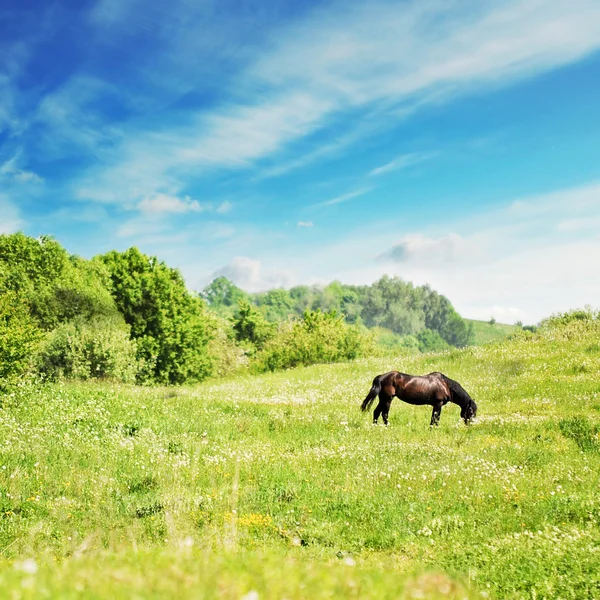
[397, 391, 432, 406]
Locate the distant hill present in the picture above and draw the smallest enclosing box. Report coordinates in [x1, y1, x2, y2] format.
[465, 318, 520, 345]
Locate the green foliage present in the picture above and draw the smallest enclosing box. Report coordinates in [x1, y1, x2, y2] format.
[416, 328, 451, 353]
[255, 288, 294, 322]
[542, 307, 599, 329]
[204, 274, 473, 351]
[253, 309, 373, 372]
[201, 277, 248, 317]
[37, 317, 138, 383]
[370, 327, 420, 355]
[231, 299, 276, 351]
[205, 315, 249, 378]
[438, 310, 474, 347]
[0, 233, 120, 330]
[99, 248, 214, 384]
[0, 292, 43, 389]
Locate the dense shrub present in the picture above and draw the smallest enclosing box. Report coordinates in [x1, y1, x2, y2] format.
[37, 317, 138, 383]
[253, 310, 373, 372]
[0, 292, 43, 390]
[231, 299, 276, 352]
[370, 327, 420, 355]
[416, 328, 451, 353]
[541, 307, 599, 329]
[99, 248, 214, 384]
[205, 315, 248, 378]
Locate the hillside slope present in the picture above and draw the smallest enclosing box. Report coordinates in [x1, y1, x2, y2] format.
[1, 319, 599, 598]
[465, 318, 521, 345]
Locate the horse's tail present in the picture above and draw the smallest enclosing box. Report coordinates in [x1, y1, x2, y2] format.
[440, 374, 474, 410]
[361, 375, 382, 412]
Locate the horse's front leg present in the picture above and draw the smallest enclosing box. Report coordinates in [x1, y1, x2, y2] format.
[430, 402, 442, 427]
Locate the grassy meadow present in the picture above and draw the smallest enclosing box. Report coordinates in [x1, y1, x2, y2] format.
[465, 319, 520, 345]
[1, 319, 600, 598]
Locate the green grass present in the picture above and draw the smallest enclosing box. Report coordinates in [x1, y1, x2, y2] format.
[1, 320, 600, 598]
[466, 319, 521, 345]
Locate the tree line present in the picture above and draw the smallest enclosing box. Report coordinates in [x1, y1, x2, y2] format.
[202, 274, 474, 351]
[0, 233, 473, 389]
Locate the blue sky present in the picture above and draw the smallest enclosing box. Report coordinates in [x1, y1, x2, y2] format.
[1, 0, 600, 324]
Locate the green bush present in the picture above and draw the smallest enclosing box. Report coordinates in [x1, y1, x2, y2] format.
[0, 292, 43, 390]
[416, 328, 451, 353]
[542, 308, 599, 329]
[37, 317, 138, 383]
[253, 310, 373, 372]
[99, 248, 214, 384]
[370, 327, 419, 355]
[205, 315, 248, 378]
[231, 299, 276, 352]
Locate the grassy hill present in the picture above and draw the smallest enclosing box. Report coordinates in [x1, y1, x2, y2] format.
[1, 319, 599, 598]
[466, 318, 521, 345]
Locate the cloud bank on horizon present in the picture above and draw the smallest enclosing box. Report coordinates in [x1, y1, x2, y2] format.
[1, 0, 599, 324]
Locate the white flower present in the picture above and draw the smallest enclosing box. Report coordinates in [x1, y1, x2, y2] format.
[15, 559, 38, 574]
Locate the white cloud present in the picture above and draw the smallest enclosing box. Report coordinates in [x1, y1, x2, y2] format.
[0, 154, 43, 184]
[138, 193, 207, 214]
[380, 233, 474, 265]
[298, 221, 314, 227]
[71, 0, 600, 205]
[365, 181, 600, 324]
[216, 201, 233, 214]
[0, 194, 24, 233]
[213, 256, 295, 292]
[368, 151, 438, 177]
[317, 187, 372, 208]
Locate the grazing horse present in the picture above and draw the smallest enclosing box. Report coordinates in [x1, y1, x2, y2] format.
[360, 371, 477, 426]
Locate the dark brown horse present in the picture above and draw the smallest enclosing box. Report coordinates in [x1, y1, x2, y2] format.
[361, 371, 477, 426]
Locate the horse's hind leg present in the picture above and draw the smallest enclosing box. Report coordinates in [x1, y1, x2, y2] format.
[373, 400, 383, 424]
[374, 394, 392, 425]
[382, 397, 393, 426]
[430, 402, 442, 427]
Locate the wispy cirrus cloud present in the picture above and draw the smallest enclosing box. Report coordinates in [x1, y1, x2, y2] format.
[68, 0, 600, 205]
[317, 187, 372, 208]
[1, 154, 43, 184]
[369, 151, 439, 177]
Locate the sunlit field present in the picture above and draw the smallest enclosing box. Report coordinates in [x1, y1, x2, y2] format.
[1, 320, 600, 599]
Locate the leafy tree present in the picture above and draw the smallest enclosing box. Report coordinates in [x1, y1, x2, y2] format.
[256, 288, 294, 322]
[99, 247, 214, 384]
[0, 292, 43, 389]
[202, 276, 248, 308]
[361, 276, 424, 335]
[231, 299, 275, 350]
[416, 329, 451, 353]
[439, 311, 474, 347]
[0, 233, 119, 330]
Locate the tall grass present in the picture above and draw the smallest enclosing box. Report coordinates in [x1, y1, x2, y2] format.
[0, 320, 599, 598]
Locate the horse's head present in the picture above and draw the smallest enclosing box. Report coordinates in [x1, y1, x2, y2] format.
[461, 399, 477, 424]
